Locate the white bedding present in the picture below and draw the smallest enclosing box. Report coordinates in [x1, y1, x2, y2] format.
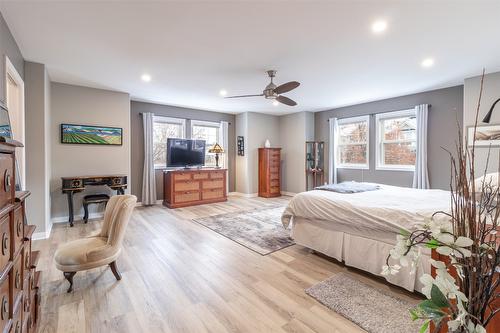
[282, 183, 451, 236]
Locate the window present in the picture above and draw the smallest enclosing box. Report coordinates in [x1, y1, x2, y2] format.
[336, 116, 369, 169]
[375, 109, 416, 171]
[153, 116, 186, 168]
[190, 120, 220, 167]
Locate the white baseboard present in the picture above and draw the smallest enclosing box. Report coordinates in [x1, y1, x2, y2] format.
[32, 221, 53, 240]
[281, 191, 297, 197]
[51, 212, 104, 224]
[228, 192, 258, 198]
[135, 200, 163, 206]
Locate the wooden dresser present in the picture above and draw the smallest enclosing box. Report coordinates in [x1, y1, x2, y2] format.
[163, 169, 227, 208]
[258, 148, 281, 198]
[0, 140, 41, 333]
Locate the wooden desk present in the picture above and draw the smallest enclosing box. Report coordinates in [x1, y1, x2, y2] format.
[61, 175, 127, 226]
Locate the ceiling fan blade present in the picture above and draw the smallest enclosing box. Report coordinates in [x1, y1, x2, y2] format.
[225, 94, 264, 99]
[276, 95, 297, 106]
[274, 81, 300, 94]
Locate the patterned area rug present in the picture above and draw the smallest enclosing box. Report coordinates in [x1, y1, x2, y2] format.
[192, 205, 294, 255]
[306, 273, 422, 333]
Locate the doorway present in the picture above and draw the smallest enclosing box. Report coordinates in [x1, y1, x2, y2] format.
[5, 56, 25, 189]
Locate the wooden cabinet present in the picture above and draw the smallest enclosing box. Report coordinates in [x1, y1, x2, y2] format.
[258, 148, 281, 198]
[163, 169, 227, 208]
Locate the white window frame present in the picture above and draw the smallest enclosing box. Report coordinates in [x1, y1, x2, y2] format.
[190, 119, 221, 167]
[375, 109, 416, 171]
[336, 115, 370, 170]
[153, 116, 186, 169]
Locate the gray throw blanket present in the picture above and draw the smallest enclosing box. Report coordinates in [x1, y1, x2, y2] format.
[315, 181, 380, 194]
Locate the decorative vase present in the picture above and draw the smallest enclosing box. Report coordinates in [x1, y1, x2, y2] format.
[264, 139, 271, 148]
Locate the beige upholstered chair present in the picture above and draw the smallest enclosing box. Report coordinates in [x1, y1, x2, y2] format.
[54, 194, 137, 292]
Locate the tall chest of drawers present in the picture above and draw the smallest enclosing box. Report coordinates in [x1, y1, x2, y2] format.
[0, 140, 41, 333]
[258, 148, 281, 198]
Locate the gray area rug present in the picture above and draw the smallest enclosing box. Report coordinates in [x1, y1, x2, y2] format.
[306, 273, 422, 333]
[192, 206, 294, 255]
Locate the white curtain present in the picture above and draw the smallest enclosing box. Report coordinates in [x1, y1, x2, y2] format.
[219, 121, 229, 193]
[142, 112, 157, 205]
[412, 104, 430, 189]
[328, 117, 339, 184]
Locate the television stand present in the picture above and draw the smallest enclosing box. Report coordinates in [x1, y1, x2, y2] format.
[163, 168, 227, 208]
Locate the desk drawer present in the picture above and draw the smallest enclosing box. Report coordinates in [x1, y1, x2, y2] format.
[174, 181, 200, 192]
[202, 180, 223, 190]
[13, 206, 23, 257]
[0, 153, 13, 210]
[174, 191, 200, 204]
[173, 173, 191, 181]
[202, 189, 224, 200]
[0, 215, 9, 275]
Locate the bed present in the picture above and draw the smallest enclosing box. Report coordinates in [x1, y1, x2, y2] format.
[281, 183, 451, 292]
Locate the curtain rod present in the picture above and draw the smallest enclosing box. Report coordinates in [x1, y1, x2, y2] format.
[326, 104, 431, 121]
[138, 112, 231, 125]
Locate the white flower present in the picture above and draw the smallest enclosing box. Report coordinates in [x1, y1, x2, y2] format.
[436, 236, 474, 258]
[381, 264, 401, 276]
[420, 273, 434, 298]
[429, 217, 453, 239]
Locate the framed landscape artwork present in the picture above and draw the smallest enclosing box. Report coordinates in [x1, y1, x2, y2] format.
[467, 124, 500, 147]
[61, 124, 123, 145]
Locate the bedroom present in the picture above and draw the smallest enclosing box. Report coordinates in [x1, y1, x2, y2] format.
[0, 1, 499, 332]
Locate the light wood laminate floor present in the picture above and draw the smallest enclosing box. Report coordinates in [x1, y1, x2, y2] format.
[33, 196, 419, 333]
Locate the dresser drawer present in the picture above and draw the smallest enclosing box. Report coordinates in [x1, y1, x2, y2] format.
[0, 276, 9, 332]
[12, 206, 23, 257]
[0, 215, 9, 275]
[174, 191, 200, 204]
[0, 153, 14, 210]
[192, 172, 209, 180]
[10, 252, 23, 311]
[173, 173, 191, 181]
[10, 302, 21, 333]
[270, 186, 280, 194]
[270, 179, 280, 187]
[270, 172, 280, 180]
[202, 189, 224, 200]
[210, 172, 224, 179]
[269, 166, 280, 174]
[202, 180, 223, 190]
[174, 181, 200, 192]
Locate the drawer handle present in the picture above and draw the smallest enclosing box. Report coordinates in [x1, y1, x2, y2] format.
[16, 220, 22, 237]
[14, 321, 20, 333]
[1, 296, 7, 320]
[25, 254, 30, 269]
[1, 233, 8, 255]
[3, 170, 11, 192]
[15, 270, 21, 289]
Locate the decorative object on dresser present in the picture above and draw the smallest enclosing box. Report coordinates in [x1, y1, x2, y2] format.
[82, 194, 110, 223]
[61, 175, 127, 226]
[208, 143, 224, 169]
[60, 124, 123, 145]
[54, 195, 137, 292]
[258, 148, 281, 198]
[237, 136, 244, 156]
[305, 141, 325, 190]
[163, 169, 227, 208]
[0, 139, 42, 333]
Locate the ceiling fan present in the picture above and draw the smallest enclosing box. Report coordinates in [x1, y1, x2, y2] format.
[225, 70, 300, 106]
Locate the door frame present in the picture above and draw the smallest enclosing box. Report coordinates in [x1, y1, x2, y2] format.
[4, 55, 25, 189]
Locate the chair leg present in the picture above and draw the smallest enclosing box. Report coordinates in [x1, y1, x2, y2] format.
[83, 202, 89, 223]
[63, 272, 77, 293]
[109, 261, 122, 281]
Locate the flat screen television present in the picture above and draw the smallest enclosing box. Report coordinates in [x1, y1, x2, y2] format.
[167, 138, 206, 167]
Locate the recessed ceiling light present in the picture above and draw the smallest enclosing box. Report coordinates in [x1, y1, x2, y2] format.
[371, 20, 387, 34]
[272, 100, 279, 106]
[219, 89, 227, 96]
[421, 58, 435, 68]
[141, 74, 151, 82]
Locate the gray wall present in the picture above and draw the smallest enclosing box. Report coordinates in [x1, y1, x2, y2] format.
[0, 12, 23, 104]
[464, 71, 500, 174]
[50, 83, 131, 220]
[130, 101, 236, 201]
[315, 85, 464, 190]
[24, 62, 51, 234]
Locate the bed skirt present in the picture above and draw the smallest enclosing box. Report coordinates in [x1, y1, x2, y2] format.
[291, 217, 430, 292]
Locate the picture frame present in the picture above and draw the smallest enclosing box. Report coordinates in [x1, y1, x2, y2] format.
[467, 124, 500, 148]
[61, 123, 123, 145]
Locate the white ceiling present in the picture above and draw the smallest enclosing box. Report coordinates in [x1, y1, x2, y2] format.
[1, 1, 500, 115]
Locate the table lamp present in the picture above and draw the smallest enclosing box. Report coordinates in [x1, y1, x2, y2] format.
[209, 143, 224, 168]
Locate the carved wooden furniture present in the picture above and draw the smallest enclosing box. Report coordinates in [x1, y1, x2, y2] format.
[305, 141, 325, 190]
[258, 148, 281, 198]
[61, 175, 127, 226]
[55, 195, 137, 292]
[0, 139, 41, 333]
[163, 169, 227, 208]
[82, 194, 110, 223]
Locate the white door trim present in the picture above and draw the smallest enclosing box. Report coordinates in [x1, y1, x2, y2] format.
[5, 56, 25, 189]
